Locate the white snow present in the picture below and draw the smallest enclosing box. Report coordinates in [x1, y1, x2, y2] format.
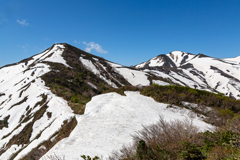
[43, 45, 71, 68]
[224, 56, 240, 64]
[136, 61, 147, 69]
[41, 91, 213, 160]
[186, 56, 240, 98]
[87, 82, 97, 90]
[152, 80, 170, 86]
[107, 62, 122, 68]
[169, 71, 198, 88]
[0, 145, 22, 160]
[144, 69, 185, 86]
[80, 57, 118, 88]
[31, 44, 71, 68]
[115, 68, 150, 86]
[148, 57, 164, 67]
[136, 56, 165, 68]
[92, 57, 99, 61]
[182, 68, 206, 86]
[80, 57, 100, 75]
[167, 51, 195, 67]
[136, 51, 195, 68]
[139, 53, 240, 98]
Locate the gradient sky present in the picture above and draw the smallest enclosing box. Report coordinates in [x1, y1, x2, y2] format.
[0, 0, 240, 67]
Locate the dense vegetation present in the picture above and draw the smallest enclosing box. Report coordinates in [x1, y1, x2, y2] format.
[41, 61, 103, 114]
[141, 84, 240, 111]
[0, 115, 10, 130]
[140, 84, 240, 126]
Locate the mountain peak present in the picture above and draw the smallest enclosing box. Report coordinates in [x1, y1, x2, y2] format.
[136, 51, 195, 69]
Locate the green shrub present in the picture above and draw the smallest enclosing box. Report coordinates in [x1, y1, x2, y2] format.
[81, 155, 100, 160]
[70, 96, 81, 103]
[178, 141, 202, 160]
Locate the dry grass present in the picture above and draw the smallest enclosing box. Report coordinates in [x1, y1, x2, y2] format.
[108, 114, 240, 160]
[108, 115, 203, 160]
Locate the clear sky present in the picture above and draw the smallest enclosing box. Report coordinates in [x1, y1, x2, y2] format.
[0, 0, 240, 67]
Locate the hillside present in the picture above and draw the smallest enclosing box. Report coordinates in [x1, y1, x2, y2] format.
[0, 43, 239, 159]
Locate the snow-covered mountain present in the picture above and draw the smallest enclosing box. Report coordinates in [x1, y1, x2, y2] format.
[0, 44, 239, 159]
[136, 51, 240, 99]
[0, 44, 74, 159]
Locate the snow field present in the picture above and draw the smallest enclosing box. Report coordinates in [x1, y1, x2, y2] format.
[41, 91, 213, 160]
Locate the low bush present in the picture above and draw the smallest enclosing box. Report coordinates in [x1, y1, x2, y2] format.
[81, 155, 100, 160]
[0, 115, 10, 129]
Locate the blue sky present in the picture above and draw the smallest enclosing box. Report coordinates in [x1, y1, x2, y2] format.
[0, 0, 240, 67]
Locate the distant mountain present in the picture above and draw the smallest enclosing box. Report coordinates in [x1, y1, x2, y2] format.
[136, 51, 240, 99]
[0, 44, 239, 159]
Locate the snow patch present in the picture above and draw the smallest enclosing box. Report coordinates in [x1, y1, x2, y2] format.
[152, 80, 170, 86]
[43, 44, 71, 68]
[115, 68, 150, 86]
[87, 82, 97, 90]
